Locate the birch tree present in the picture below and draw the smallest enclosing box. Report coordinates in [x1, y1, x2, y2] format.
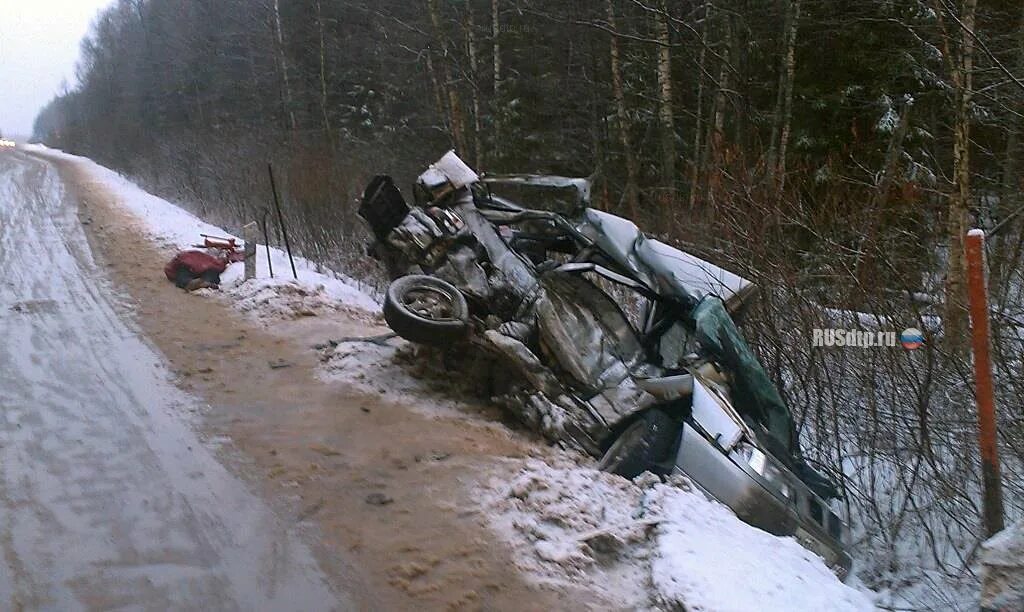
[607, 0, 640, 216]
[271, 0, 297, 132]
[654, 0, 676, 201]
[769, 0, 800, 193]
[935, 0, 978, 348]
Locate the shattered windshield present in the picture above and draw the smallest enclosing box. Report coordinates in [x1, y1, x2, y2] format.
[691, 296, 797, 458]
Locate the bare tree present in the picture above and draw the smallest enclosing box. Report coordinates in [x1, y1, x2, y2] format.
[272, 0, 297, 132]
[654, 0, 676, 201]
[935, 0, 979, 349]
[607, 0, 640, 216]
[769, 0, 801, 194]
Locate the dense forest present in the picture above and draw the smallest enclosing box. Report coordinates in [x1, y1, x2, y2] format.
[34, 1, 1024, 608]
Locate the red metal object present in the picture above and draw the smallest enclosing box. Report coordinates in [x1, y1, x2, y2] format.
[194, 234, 246, 263]
[965, 229, 1005, 538]
[164, 250, 229, 282]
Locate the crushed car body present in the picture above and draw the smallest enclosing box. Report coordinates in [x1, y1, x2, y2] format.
[359, 151, 853, 576]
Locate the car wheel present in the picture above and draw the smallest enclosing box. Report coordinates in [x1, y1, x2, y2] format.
[383, 275, 469, 346]
[598, 409, 679, 479]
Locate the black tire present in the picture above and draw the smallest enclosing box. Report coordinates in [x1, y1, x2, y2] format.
[383, 275, 469, 346]
[173, 265, 194, 289]
[598, 409, 679, 479]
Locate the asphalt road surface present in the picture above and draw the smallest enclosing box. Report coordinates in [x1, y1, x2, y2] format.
[0, 150, 346, 611]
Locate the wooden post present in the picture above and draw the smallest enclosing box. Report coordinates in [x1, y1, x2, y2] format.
[965, 229, 1005, 537]
[243, 222, 257, 281]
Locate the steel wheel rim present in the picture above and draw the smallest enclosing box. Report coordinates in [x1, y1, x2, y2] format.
[402, 287, 457, 321]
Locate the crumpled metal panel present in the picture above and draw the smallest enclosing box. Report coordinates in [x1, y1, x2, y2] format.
[576, 208, 757, 312]
[433, 245, 491, 303]
[536, 288, 633, 391]
[482, 174, 592, 209]
[637, 238, 757, 312]
[450, 190, 539, 301]
[533, 271, 656, 427]
[479, 329, 563, 398]
[476, 330, 605, 452]
[690, 376, 748, 451]
[386, 207, 445, 265]
[575, 209, 653, 287]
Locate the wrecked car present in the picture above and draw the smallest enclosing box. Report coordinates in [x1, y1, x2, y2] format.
[358, 151, 852, 576]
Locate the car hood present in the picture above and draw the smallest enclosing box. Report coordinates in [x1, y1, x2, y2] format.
[575, 209, 757, 311]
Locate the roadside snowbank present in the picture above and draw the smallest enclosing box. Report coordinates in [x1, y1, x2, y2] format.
[481, 459, 874, 612]
[24, 144, 379, 321]
[319, 336, 503, 421]
[980, 521, 1024, 610]
[226, 276, 379, 323]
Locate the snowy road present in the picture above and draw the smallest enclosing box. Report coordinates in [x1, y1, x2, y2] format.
[0, 151, 345, 610]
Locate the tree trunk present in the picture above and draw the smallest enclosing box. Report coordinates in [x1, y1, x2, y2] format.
[491, 0, 502, 155]
[271, 0, 297, 132]
[711, 34, 729, 151]
[447, 88, 467, 154]
[427, 0, 467, 154]
[607, 0, 640, 217]
[992, 4, 1024, 288]
[774, 0, 801, 194]
[688, 1, 709, 211]
[943, 0, 978, 349]
[855, 99, 913, 281]
[874, 99, 913, 208]
[314, 0, 334, 148]
[425, 52, 446, 122]
[466, 2, 484, 168]
[703, 14, 731, 209]
[654, 1, 677, 203]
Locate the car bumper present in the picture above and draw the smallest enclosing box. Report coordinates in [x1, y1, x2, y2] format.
[673, 423, 852, 577]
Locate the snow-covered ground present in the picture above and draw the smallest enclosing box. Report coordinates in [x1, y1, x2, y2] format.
[319, 338, 491, 420]
[479, 459, 873, 611]
[980, 520, 1024, 610]
[30, 144, 877, 611]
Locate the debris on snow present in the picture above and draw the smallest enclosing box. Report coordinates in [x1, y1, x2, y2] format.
[24, 144, 381, 322]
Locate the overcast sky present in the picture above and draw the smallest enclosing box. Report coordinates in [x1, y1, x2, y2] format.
[0, 0, 113, 138]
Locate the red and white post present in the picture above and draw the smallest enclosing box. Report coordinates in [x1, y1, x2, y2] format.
[964, 229, 1005, 538]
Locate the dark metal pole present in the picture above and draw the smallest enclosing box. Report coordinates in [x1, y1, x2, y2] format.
[260, 208, 274, 279]
[268, 163, 298, 279]
[965, 229, 1005, 538]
